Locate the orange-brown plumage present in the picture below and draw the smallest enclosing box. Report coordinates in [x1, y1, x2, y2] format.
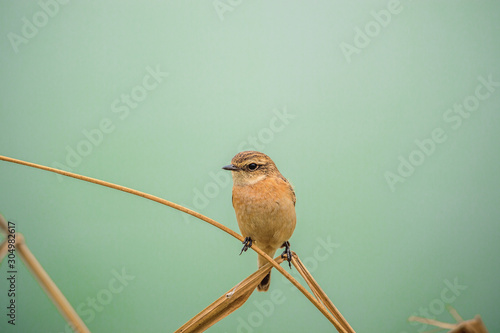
[223, 151, 296, 291]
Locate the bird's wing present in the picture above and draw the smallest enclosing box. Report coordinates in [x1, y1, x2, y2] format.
[279, 174, 296, 206]
[290, 184, 296, 206]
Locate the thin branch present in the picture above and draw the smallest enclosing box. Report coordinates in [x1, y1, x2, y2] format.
[0, 239, 7, 263]
[16, 234, 90, 332]
[447, 305, 464, 323]
[292, 254, 355, 333]
[176, 255, 285, 332]
[0, 212, 90, 333]
[408, 316, 456, 330]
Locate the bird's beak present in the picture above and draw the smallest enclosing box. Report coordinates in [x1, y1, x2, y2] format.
[222, 164, 240, 171]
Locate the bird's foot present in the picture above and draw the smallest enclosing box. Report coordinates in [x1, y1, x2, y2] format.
[281, 241, 292, 269]
[240, 237, 253, 255]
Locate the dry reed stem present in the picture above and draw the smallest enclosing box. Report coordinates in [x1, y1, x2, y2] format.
[408, 317, 458, 330]
[409, 307, 488, 333]
[0, 212, 9, 235]
[0, 155, 354, 332]
[292, 254, 355, 333]
[0, 214, 90, 333]
[176, 252, 354, 333]
[176, 255, 285, 332]
[448, 306, 464, 323]
[0, 238, 8, 263]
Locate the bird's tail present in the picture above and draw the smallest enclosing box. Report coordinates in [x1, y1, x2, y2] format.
[257, 249, 277, 292]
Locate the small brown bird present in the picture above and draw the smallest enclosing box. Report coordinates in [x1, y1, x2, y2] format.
[223, 151, 296, 292]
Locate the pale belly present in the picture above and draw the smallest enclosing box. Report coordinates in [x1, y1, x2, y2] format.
[235, 195, 296, 250]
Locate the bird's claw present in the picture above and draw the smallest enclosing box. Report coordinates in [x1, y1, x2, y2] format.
[281, 241, 292, 269]
[240, 237, 253, 255]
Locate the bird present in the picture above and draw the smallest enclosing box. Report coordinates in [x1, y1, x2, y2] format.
[222, 151, 296, 292]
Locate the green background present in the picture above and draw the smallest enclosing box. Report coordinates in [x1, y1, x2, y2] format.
[1, 1, 499, 332]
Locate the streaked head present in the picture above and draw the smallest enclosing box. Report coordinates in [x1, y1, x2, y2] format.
[222, 151, 279, 185]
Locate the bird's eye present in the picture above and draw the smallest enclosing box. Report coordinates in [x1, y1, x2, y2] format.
[248, 163, 258, 170]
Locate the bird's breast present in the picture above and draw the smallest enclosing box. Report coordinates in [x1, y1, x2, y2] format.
[232, 177, 296, 246]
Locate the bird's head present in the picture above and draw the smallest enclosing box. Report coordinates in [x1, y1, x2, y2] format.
[222, 151, 279, 186]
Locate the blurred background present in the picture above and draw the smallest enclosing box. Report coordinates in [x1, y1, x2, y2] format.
[1, 1, 499, 332]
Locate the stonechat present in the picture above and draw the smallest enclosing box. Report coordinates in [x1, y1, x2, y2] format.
[223, 151, 296, 292]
